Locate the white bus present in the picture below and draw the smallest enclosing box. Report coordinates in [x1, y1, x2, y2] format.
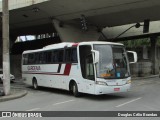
[22, 42, 137, 96]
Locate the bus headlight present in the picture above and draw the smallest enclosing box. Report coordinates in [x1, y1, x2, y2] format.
[126, 80, 131, 84]
[96, 81, 107, 86]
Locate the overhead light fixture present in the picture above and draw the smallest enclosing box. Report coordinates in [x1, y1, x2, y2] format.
[135, 23, 141, 28]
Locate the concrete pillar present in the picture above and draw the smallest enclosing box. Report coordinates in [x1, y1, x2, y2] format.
[10, 35, 17, 49]
[150, 36, 159, 74]
[7, 34, 20, 80]
[0, 38, 2, 68]
[52, 19, 100, 42]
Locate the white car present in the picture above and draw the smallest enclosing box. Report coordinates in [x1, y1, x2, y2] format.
[0, 69, 15, 83]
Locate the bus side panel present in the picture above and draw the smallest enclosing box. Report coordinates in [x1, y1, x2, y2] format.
[65, 64, 83, 91]
[22, 65, 33, 86]
[22, 64, 65, 88]
[22, 55, 96, 94]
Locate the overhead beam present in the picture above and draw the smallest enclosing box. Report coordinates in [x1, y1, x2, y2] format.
[52, 19, 100, 42]
[102, 21, 160, 42]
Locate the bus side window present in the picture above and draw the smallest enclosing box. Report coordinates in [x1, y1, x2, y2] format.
[35, 53, 39, 64]
[46, 51, 52, 64]
[43, 52, 47, 64]
[71, 48, 77, 63]
[52, 50, 59, 63]
[28, 53, 35, 64]
[65, 48, 77, 63]
[39, 52, 44, 64]
[58, 50, 64, 62]
[65, 49, 72, 62]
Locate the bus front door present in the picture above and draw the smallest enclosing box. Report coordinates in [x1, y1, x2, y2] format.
[84, 54, 95, 94]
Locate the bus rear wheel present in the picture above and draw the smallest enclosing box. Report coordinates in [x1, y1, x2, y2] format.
[32, 78, 38, 90]
[72, 83, 80, 97]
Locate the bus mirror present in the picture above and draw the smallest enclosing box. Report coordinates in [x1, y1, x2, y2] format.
[91, 50, 99, 64]
[127, 51, 137, 64]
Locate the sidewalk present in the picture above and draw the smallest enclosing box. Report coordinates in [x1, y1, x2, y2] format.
[0, 81, 28, 102]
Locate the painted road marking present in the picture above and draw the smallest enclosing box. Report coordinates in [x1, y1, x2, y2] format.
[26, 100, 75, 111]
[116, 97, 142, 108]
[53, 99, 75, 106]
[26, 108, 40, 111]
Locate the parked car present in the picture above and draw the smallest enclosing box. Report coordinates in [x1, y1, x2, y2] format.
[0, 69, 15, 83]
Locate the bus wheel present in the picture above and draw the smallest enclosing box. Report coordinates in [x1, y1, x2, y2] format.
[72, 83, 80, 97]
[32, 78, 38, 90]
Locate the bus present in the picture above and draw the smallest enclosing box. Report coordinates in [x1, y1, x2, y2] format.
[22, 42, 137, 97]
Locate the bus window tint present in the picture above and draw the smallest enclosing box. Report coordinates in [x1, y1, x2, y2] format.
[52, 51, 59, 63]
[58, 50, 64, 62]
[65, 49, 72, 62]
[46, 51, 52, 64]
[71, 48, 77, 62]
[39, 52, 44, 64]
[28, 54, 35, 64]
[52, 50, 64, 63]
[34, 53, 39, 64]
[65, 48, 77, 63]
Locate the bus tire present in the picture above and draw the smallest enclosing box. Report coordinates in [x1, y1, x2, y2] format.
[32, 78, 38, 90]
[72, 82, 80, 97]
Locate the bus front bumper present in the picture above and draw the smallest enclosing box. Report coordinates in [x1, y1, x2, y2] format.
[94, 83, 131, 95]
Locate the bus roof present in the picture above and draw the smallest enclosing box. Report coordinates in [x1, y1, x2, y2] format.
[22, 41, 123, 54]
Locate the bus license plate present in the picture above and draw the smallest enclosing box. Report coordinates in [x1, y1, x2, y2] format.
[114, 88, 120, 91]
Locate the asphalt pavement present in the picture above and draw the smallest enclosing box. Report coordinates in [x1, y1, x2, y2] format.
[0, 75, 158, 102]
[0, 75, 160, 120]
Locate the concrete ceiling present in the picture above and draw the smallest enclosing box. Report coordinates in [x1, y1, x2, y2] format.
[1, 0, 160, 36]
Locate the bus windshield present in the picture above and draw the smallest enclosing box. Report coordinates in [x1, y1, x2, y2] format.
[94, 44, 130, 79]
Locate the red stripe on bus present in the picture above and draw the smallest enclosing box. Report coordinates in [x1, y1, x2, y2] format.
[72, 43, 79, 47]
[23, 64, 72, 76]
[63, 64, 72, 75]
